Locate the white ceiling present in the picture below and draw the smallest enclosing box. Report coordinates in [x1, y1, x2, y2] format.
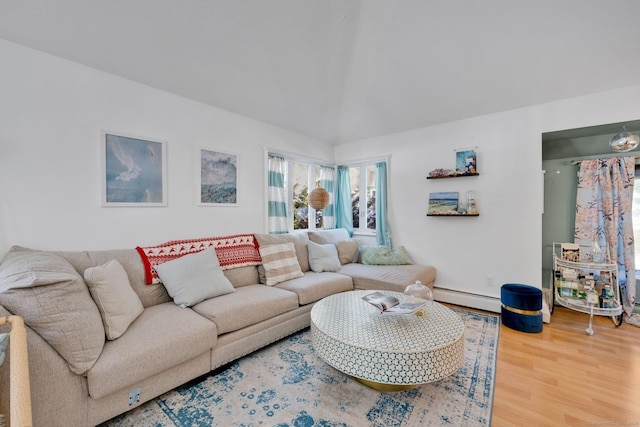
[2, 1, 640, 144]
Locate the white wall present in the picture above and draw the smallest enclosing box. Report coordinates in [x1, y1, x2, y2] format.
[0, 40, 334, 254]
[336, 85, 640, 308]
[4, 38, 640, 311]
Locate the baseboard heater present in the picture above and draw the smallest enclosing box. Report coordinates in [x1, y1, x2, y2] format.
[433, 287, 502, 313]
[433, 287, 551, 323]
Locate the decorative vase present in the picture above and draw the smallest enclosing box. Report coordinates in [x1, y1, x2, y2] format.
[466, 190, 477, 214]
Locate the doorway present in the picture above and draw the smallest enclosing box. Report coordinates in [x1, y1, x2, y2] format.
[542, 119, 640, 313]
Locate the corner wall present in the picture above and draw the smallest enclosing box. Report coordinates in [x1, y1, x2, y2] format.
[335, 85, 640, 307]
[0, 40, 334, 254]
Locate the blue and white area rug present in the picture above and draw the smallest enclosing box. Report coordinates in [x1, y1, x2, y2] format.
[101, 308, 499, 427]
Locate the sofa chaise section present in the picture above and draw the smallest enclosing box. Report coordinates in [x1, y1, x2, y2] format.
[306, 228, 436, 292]
[338, 263, 435, 292]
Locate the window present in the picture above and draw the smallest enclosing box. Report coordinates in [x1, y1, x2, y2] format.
[292, 161, 310, 230]
[291, 161, 325, 230]
[267, 152, 384, 237]
[349, 164, 377, 233]
[267, 153, 334, 233]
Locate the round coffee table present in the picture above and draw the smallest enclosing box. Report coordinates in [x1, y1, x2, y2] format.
[310, 290, 465, 391]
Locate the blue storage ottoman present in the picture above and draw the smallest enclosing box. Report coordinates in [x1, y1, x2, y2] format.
[501, 284, 543, 333]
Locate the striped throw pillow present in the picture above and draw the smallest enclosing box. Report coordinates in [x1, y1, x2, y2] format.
[259, 242, 304, 286]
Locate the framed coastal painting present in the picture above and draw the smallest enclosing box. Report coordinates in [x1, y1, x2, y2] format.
[198, 147, 238, 206]
[101, 131, 167, 206]
[428, 191, 459, 215]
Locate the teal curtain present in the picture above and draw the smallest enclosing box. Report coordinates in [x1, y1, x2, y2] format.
[267, 154, 288, 234]
[319, 166, 335, 229]
[335, 166, 353, 235]
[375, 162, 391, 247]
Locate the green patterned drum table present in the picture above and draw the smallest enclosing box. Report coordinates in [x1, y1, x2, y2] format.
[310, 290, 465, 391]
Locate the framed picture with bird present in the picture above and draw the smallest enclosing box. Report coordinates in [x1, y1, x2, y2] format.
[101, 131, 167, 206]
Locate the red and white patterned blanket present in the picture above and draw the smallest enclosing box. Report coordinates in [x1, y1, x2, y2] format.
[136, 234, 262, 285]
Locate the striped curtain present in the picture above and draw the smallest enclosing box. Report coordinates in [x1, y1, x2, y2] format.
[319, 166, 336, 229]
[335, 166, 353, 234]
[267, 154, 288, 234]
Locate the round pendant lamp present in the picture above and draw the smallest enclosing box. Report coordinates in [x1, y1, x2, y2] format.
[309, 184, 330, 210]
[609, 126, 640, 153]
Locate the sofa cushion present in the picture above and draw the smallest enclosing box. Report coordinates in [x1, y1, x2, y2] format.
[338, 263, 436, 293]
[360, 245, 413, 265]
[154, 248, 235, 308]
[223, 265, 260, 288]
[308, 228, 350, 245]
[84, 259, 144, 340]
[0, 247, 105, 375]
[259, 242, 304, 286]
[275, 272, 353, 305]
[255, 233, 310, 272]
[57, 248, 171, 308]
[86, 302, 217, 399]
[307, 241, 341, 273]
[192, 285, 299, 334]
[336, 239, 360, 265]
[137, 234, 262, 284]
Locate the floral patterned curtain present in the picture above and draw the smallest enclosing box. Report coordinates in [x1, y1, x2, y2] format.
[574, 157, 639, 325]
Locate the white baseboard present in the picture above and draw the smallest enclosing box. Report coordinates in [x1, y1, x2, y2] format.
[433, 287, 501, 313]
[434, 287, 551, 323]
[542, 299, 551, 323]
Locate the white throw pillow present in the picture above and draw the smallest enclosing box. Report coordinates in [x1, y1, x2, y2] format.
[84, 259, 144, 340]
[307, 241, 341, 273]
[154, 248, 235, 308]
[259, 242, 304, 286]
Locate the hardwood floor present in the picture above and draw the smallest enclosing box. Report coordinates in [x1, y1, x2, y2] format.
[488, 306, 640, 427]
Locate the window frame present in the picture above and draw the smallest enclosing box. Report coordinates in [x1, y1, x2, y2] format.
[266, 150, 334, 233]
[288, 160, 324, 232]
[339, 157, 389, 237]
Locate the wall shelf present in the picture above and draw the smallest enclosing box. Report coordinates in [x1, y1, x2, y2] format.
[426, 173, 479, 179]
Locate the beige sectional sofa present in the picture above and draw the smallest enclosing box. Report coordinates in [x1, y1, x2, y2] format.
[0, 228, 435, 427]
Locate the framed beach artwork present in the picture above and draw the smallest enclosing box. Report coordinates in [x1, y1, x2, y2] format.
[102, 131, 167, 206]
[198, 147, 238, 206]
[428, 191, 459, 215]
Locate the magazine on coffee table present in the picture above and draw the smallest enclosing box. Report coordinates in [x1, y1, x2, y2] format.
[362, 291, 426, 314]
